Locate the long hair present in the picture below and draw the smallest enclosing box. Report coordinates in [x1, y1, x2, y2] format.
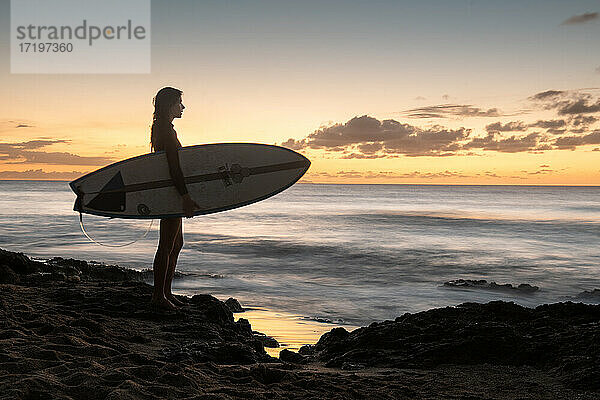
[150, 86, 183, 151]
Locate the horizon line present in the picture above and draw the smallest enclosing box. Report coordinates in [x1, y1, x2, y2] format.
[1, 179, 600, 187]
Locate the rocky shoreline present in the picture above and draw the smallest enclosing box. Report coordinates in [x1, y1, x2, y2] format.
[1, 248, 599, 399]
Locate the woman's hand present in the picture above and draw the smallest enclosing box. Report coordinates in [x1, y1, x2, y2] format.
[182, 193, 200, 218]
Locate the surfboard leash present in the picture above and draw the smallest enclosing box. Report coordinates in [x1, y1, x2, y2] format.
[79, 212, 154, 247]
[78, 212, 154, 248]
[74, 184, 154, 247]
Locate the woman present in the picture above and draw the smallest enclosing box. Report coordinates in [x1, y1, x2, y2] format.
[150, 86, 199, 310]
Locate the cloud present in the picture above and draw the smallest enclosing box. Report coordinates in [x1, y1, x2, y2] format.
[282, 92, 600, 160]
[0, 169, 86, 180]
[557, 98, 600, 115]
[463, 132, 543, 153]
[529, 120, 568, 135]
[485, 121, 528, 132]
[523, 167, 554, 175]
[16, 124, 32, 128]
[553, 130, 600, 149]
[561, 12, 598, 25]
[529, 119, 566, 129]
[340, 153, 384, 159]
[596, 66, 600, 74]
[529, 90, 566, 100]
[530, 89, 600, 116]
[357, 142, 384, 154]
[307, 168, 558, 182]
[366, 170, 472, 179]
[404, 104, 501, 119]
[0, 139, 114, 166]
[319, 169, 473, 180]
[1, 139, 70, 150]
[280, 138, 306, 150]
[285, 115, 470, 157]
[571, 115, 598, 126]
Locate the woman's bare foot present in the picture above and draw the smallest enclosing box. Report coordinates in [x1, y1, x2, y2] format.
[150, 296, 178, 311]
[166, 293, 186, 307]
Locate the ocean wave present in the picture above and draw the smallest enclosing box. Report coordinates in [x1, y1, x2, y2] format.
[184, 234, 480, 273]
[347, 211, 600, 225]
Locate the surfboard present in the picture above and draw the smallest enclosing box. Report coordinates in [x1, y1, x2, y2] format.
[69, 143, 310, 219]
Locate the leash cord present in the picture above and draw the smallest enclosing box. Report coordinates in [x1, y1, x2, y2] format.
[78, 213, 153, 247]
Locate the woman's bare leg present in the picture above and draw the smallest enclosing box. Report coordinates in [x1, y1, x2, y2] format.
[151, 217, 181, 310]
[165, 223, 185, 306]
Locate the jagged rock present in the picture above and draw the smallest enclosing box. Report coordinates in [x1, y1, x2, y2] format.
[298, 344, 314, 355]
[279, 349, 306, 364]
[190, 294, 234, 324]
[309, 300, 600, 390]
[341, 362, 365, 370]
[312, 327, 349, 358]
[235, 318, 252, 335]
[0, 264, 18, 284]
[225, 297, 244, 312]
[572, 289, 600, 302]
[0, 249, 42, 275]
[443, 279, 539, 293]
[253, 332, 279, 348]
[249, 364, 291, 385]
[163, 341, 266, 365]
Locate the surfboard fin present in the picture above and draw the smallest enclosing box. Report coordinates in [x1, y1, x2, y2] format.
[85, 171, 126, 212]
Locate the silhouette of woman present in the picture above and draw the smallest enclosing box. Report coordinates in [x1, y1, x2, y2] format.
[150, 87, 199, 310]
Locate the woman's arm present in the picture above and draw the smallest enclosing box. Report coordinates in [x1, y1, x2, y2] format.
[163, 134, 199, 217]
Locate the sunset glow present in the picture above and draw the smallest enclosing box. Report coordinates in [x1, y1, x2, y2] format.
[1, 1, 599, 184]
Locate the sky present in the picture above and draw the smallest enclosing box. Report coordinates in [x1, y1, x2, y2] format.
[0, 0, 599, 184]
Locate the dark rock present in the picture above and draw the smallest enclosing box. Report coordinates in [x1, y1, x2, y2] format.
[47, 257, 144, 282]
[0, 248, 42, 275]
[572, 289, 600, 302]
[126, 335, 152, 344]
[0, 264, 18, 284]
[516, 283, 539, 292]
[190, 294, 234, 324]
[51, 271, 66, 281]
[225, 297, 244, 312]
[279, 349, 305, 364]
[65, 275, 81, 283]
[310, 300, 600, 390]
[250, 364, 291, 384]
[313, 327, 349, 355]
[341, 362, 365, 370]
[163, 341, 266, 365]
[298, 344, 314, 355]
[235, 318, 252, 335]
[443, 279, 539, 294]
[253, 332, 279, 348]
[48, 257, 89, 273]
[87, 264, 142, 282]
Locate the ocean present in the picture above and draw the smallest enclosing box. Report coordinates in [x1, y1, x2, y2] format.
[1, 180, 599, 327]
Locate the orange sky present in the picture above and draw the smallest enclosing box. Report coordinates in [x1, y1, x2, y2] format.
[1, 1, 599, 185]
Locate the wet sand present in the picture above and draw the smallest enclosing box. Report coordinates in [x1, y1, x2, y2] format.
[232, 308, 360, 358]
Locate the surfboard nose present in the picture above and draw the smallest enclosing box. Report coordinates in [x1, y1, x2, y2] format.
[297, 152, 311, 171]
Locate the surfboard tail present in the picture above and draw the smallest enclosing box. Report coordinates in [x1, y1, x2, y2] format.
[81, 171, 127, 213]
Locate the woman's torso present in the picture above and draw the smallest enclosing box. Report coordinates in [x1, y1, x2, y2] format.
[153, 121, 182, 152]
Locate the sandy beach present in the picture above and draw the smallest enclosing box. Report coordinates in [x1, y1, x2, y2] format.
[1, 248, 599, 399]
